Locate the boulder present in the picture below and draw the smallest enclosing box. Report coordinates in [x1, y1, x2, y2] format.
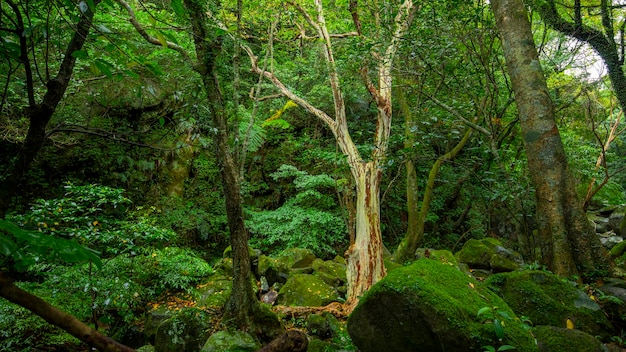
[455, 238, 521, 272]
[348, 259, 537, 352]
[485, 271, 613, 338]
[275, 248, 317, 269]
[312, 258, 347, 288]
[144, 306, 177, 345]
[277, 274, 339, 306]
[154, 308, 212, 352]
[258, 255, 289, 286]
[196, 274, 232, 308]
[533, 325, 604, 352]
[201, 330, 260, 352]
[609, 207, 626, 237]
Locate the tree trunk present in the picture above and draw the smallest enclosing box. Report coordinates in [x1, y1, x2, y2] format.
[183, 0, 279, 333]
[0, 272, 134, 352]
[0, 0, 100, 217]
[345, 162, 386, 307]
[491, 0, 609, 277]
[394, 128, 473, 262]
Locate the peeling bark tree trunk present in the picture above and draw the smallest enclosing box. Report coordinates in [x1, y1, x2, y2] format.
[491, 0, 609, 277]
[245, 0, 415, 308]
[0, 273, 134, 352]
[346, 162, 386, 302]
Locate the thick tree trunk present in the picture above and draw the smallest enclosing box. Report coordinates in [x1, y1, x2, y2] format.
[0, 0, 100, 217]
[345, 162, 386, 306]
[0, 273, 134, 352]
[491, 0, 609, 277]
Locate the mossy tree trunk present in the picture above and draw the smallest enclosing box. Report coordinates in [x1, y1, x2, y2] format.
[491, 0, 609, 277]
[183, 0, 268, 330]
[0, 273, 134, 351]
[394, 127, 473, 262]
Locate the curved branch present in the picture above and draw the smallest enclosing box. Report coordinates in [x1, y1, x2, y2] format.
[116, 0, 190, 62]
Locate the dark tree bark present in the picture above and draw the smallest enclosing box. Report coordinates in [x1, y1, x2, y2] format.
[0, 273, 134, 352]
[182, 0, 278, 333]
[0, 0, 100, 217]
[491, 0, 610, 277]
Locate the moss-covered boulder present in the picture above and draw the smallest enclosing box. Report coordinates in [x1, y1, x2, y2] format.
[154, 308, 212, 352]
[485, 271, 613, 338]
[455, 238, 521, 272]
[196, 274, 232, 308]
[348, 259, 537, 352]
[277, 274, 339, 306]
[257, 255, 289, 285]
[200, 330, 260, 352]
[144, 305, 177, 345]
[533, 326, 604, 352]
[312, 258, 347, 288]
[136, 345, 155, 352]
[275, 248, 317, 269]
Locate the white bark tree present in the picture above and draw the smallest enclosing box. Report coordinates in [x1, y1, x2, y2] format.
[244, 0, 416, 307]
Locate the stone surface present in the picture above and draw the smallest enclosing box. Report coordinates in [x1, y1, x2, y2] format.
[533, 325, 604, 352]
[347, 259, 537, 352]
[201, 330, 260, 352]
[485, 271, 612, 338]
[276, 274, 339, 306]
[154, 308, 212, 352]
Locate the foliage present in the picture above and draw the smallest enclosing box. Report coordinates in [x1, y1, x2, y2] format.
[7, 183, 176, 256]
[247, 165, 347, 258]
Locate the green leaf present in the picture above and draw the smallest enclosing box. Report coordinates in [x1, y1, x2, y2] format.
[0, 234, 17, 256]
[171, 0, 185, 19]
[156, 32, 168, 48]
[497, 346, 516, 351]
[71, 50, 89, 59]
[494, 318, 505, 340]
[477, 306, 492, 318]
[94, 59, 114, 77]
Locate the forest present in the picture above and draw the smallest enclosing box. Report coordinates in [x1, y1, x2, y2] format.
[2, 0, 626, 351]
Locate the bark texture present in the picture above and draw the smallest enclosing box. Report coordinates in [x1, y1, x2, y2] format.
[0, 272, 134, 352]
[491, 0, 609, 276]
[183, 0, 278, 333]
[0, 0, 100, 217]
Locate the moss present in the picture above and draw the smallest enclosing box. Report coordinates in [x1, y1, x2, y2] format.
[277, 274, 339, 306]
[430, 249, 458, 265]
[484, 271, 612, 338]
[349, 259, 537, 352]
[609, 241, 626, 258]
[533, 326, 604, 352]
[455, 238, 494, 269]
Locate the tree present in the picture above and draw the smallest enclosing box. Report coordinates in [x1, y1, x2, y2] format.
[0, 0, 99, 216]
[244, 0, 416, 307]
[491, 0, 609, 277]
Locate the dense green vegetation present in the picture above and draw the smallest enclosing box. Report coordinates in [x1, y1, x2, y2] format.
[2, 0, 626, 350]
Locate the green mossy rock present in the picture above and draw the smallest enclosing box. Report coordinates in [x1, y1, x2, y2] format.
[430, 249, 458, 265]
[485, 271, 613, 338]
[347, 259, 537, 352]
[456, 238, 521, 272]
[277, 274, 339, 306]
[144, 305, 177, 344]
[312, 258, 347, 287]
[200, 330, 260, 352]
[196, 274, 232, 308]
[609, 241, 626, 258]
[154, 308, 212, 352]
[136, 345, 155, 352]
[258, 255, 289, 285]
[275, 248, 317, 269]
[533, 326, 604, 352]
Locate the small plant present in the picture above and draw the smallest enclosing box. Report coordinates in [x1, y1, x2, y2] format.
[477, 306, 517, 352]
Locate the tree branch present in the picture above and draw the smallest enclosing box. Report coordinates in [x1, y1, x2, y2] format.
[116, 0, 190, 62]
